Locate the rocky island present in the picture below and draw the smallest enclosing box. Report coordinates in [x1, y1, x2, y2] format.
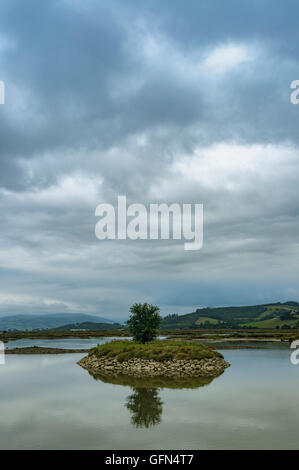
[78, 340, 230, 378]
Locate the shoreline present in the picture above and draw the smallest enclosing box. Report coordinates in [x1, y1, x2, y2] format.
[5, 346, 89, 354]
[78, 354, 230, 378]
[1, 328, 298, 342]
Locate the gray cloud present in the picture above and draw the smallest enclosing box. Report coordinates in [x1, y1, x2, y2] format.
[0, 0, 299, 319]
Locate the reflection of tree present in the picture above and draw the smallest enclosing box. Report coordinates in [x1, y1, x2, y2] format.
[126, 388, 163, 429]
[85, 369, 221, 429]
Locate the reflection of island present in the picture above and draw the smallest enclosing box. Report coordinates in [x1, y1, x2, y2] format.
[85, 369, 218, 389]
[85, 370, 223, 428]
[126, 388, 163, 428]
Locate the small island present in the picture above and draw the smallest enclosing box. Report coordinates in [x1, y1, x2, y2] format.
[78, 303, 230, 378]
[78, 339, 230, 377]
[6, 346, 90, 354]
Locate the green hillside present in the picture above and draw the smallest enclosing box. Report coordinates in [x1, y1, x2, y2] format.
[160, 302, 299, 329]
[52, 321, 123, 331]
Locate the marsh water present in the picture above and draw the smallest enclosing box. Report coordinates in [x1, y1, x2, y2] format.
[0, 341, 298, 449]
[4, 336, 126, 350]
[4, 336, 166, 350]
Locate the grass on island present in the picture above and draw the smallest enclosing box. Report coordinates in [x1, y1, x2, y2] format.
[89, 340, 223, 362]
[6, 346, 89, 354]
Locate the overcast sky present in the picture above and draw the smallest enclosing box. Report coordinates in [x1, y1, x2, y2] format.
[0, 0, 299, 320]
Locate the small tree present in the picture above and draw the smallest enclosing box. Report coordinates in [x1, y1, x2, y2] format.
[126, 303, 161, 343]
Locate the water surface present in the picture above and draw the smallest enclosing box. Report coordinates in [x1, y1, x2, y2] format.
[0, 348, 298, 449]
[4, 337, 124, 350]
[4, 336, 166, 350]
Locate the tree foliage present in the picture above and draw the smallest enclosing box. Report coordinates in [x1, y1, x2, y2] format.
[126, 303, 161, 343]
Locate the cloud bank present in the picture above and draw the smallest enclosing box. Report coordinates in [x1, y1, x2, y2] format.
[0, 0, 299, 319]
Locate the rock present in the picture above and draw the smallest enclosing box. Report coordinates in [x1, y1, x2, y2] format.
[78, 354, 230, 378]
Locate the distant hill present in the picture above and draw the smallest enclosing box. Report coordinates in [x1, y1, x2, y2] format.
[160, 302, 299, 329]
[0, 314, 114, 331]
[52, 321, 123, 331]
[2, 302, 299, 332]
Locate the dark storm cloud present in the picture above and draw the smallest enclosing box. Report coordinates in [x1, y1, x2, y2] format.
[0, 0, 297, 165]
[0, 0, 299, 317]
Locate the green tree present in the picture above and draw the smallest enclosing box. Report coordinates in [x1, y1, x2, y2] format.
[126, 303, 161, 343]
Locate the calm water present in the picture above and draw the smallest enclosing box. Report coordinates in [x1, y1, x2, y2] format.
[4, 337, 125, 350]
[4, 336, 166, 350]
[0, 347, 298, 449]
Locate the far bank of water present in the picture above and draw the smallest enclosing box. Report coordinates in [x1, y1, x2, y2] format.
[3, 336, 123, 350]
